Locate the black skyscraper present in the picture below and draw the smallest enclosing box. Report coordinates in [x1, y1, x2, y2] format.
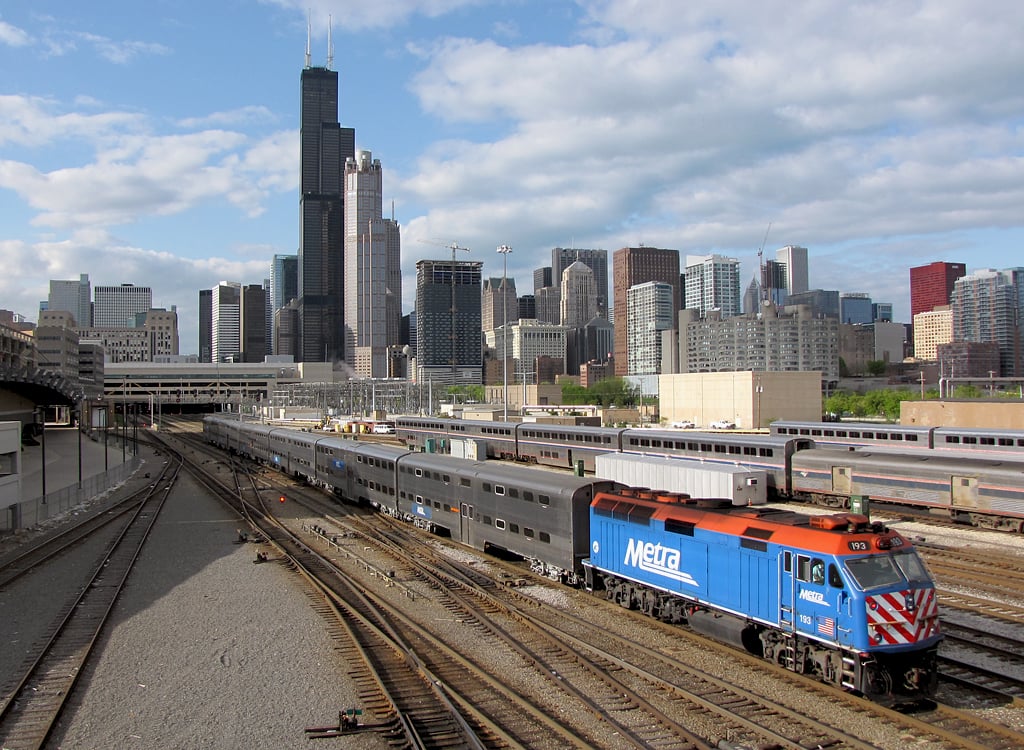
[298, 62, 354, 363]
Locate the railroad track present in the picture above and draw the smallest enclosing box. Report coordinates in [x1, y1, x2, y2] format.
[0, 457, 180, 749]
[156, 430, 495, 749]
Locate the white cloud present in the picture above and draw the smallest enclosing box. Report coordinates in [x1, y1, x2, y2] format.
[0, 19, 31, 47]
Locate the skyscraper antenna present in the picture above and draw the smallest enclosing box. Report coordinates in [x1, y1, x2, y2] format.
[305, 10, 311, 68]
[327, 14, 334, 70]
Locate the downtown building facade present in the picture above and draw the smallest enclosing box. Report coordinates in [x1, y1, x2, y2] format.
[910, 261, 967, 319]
[626, 281, 674, 375]
[297, 58, 355, 363]
[950, 267, 1024, 376]
[93, 284, 152, 328]
[667, 304, 839, 387]
[684, 254, 742, 320]
[775, 245, 809, 299]
[551, 247, 608, 318]
[612, 247, 680, 375]
[559, 261, 598, 328]
[343, 149, 401, 377]
[481, 277, 518, 333]
[46, 274, 92, 328]
[415, 259, 483, 385]
[485, 319, 568, 386]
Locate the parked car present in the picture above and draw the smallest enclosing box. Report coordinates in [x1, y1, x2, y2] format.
[708, 420, 736, 429]
[670, 420, 696, 429]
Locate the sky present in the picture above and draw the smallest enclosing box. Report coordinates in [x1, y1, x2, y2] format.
[2, 0, 1022, 356]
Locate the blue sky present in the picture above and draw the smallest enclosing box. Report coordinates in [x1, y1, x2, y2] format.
[2, 0, 1022, 355]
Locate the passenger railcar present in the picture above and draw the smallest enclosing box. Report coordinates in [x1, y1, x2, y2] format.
[585, 490, 940, 703]
[790, 448, 1024, 532]
[771, 420, 1024, 458]
[514, 423, 625, 472]
[619, 428, 809, 496]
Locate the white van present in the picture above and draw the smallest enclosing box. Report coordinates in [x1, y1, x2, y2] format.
[372, 422, 395, 434]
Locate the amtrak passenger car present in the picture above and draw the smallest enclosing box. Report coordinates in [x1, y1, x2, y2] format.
[584, 490, 941, 702]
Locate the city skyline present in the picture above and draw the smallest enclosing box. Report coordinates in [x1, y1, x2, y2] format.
[2, 1, 1023, 355]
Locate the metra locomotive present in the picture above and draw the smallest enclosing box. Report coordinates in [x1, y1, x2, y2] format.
[204, 415, 941, 703]
[395, 416, 1024, 532]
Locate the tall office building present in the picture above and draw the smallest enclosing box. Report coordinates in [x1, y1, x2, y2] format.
[298, 46, 355, 363]
[415, 259, 483, 385]
[93, 284, 152, 328]
[47, 273, 91, 328]
[343, 150, 401, 377]
[517, 295, 536, 321]
[743, 278, 762, 314]
[910, 261, 967, 319]
[211, 281, 241, 363]
[240, 284, 267, 363]
[533, 267, 552, 293]
[840, 293, 873, 324]
[775, 245, 809, 297]
[627, 281, 674, 375]
[560, 261, 598, 328]
[683, 254, 740, 319]
[951, 268, 1024, 376]
[270, 254, 298, 358]
[786, 289, 840, 319]
[761, 260, 788, 306]
[534, 286, 562, 325]
[612, 247, 680, 375]
[199, 289, 212, 362]
[552, 248, 608, 318]
[482, 277, 518, 332]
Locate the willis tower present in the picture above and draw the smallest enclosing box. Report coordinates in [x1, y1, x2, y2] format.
[298, 26, 354, 363]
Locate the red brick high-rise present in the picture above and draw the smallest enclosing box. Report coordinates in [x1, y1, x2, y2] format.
[910, 261, 966, 320]
[612, 247, 680, 375]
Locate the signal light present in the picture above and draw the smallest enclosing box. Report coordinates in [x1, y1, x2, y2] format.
[279, 495, 286, 503]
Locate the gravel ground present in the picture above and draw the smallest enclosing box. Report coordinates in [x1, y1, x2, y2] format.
[33, 463, 389, 750]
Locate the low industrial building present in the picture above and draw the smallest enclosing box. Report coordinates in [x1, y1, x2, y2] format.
[658, 371, 822, 429]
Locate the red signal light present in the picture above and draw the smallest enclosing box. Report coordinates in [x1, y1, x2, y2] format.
[279, 495, 286, 503]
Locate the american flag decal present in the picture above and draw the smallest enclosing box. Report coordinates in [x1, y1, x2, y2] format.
[818, 617, 836, 637]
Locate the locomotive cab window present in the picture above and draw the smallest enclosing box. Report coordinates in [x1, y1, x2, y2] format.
[828, 563, 844, 588]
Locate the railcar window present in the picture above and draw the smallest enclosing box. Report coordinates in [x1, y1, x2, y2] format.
[848, 431, 861, 438]
[687, 442, 699, 450]
[714, 445, 726, 454]
[495, 519, 506, 530]
[963, 437, 977, 444]
[461, 478, 471, 487]
[443, 474, 450, 484]
[999, 438, 1014, 446]
[433, 501, 441, 509]
[510, 523, 519, 533]
[539, 532, 550, 543]
[651, 440, 662, 448]
[415, 495, 423, 504]
[483, 482, 492, 492]
[835, 430, 847, 437]
[495, 485, 506, 496]
[508, 488, 519, 498]
[811, 429, 822, 436]
[743, 447, 756, 456]
[728, 446, 740, 455]
[665, 519, 695, 536]
[433, 472, 442, 481]
[700, 443, 712, 451]
[981, 437, 995, 445]
[828, 564, 844, 588]
[797, 555, 811, 581]
[810, 560, 825, 584]
[741, 539, 768, 552]
[539, 494, 550, 506]
[524, 491, 534, 502]
[784, 551, 792, 572]
[483, 516, 492, 525]
[415, 468, 423, 477]
[389, 462, 395, 470]
[862, 432, 874, 439]
[524, 528, 535, 539]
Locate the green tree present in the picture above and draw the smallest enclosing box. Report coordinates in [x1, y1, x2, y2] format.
[866, 360, 887, 376]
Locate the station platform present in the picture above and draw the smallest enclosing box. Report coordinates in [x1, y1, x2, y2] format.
[18, 426, 135, 502]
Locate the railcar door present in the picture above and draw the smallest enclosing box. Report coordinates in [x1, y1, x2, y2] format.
[460, 502, 474, 546]
[951, 475, 978, 509]
[793, 553, 833, 642]
[779, 550, 795, 632]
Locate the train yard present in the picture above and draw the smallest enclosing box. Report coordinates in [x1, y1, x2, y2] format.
[0, 415, 1023, 748]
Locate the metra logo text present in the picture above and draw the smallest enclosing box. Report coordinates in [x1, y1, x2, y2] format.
[799, 589, 826, 605]
[623, 538, 698, 587]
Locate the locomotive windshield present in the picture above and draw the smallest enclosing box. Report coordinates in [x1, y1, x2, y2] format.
[845, 550, 930, 591]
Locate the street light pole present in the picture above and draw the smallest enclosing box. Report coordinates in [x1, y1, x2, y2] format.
[497, 244, 513, 421]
